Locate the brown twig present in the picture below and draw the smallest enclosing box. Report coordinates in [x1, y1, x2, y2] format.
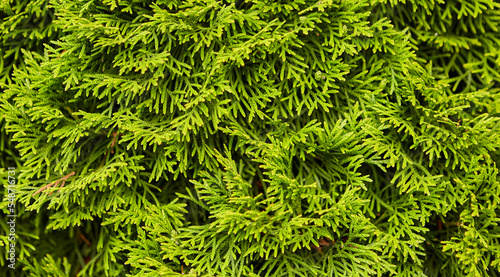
[33, 171, 76, 196]
[110, 131, 119, 154]
[78, 232, 91, 246]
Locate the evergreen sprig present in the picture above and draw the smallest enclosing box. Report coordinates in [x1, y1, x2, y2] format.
[1, 0, 499, 276]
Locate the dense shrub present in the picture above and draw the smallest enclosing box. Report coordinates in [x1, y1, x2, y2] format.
[1, 0, 500, 276]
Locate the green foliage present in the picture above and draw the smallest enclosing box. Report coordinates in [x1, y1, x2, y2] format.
[0, 1, 60, 276]
[1, 0, 500, 276]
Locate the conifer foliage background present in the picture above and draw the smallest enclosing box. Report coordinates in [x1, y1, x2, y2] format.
[1, 0, 500, 276]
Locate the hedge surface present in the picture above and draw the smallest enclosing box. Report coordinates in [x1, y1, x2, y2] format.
[1, 0, 500, 276]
